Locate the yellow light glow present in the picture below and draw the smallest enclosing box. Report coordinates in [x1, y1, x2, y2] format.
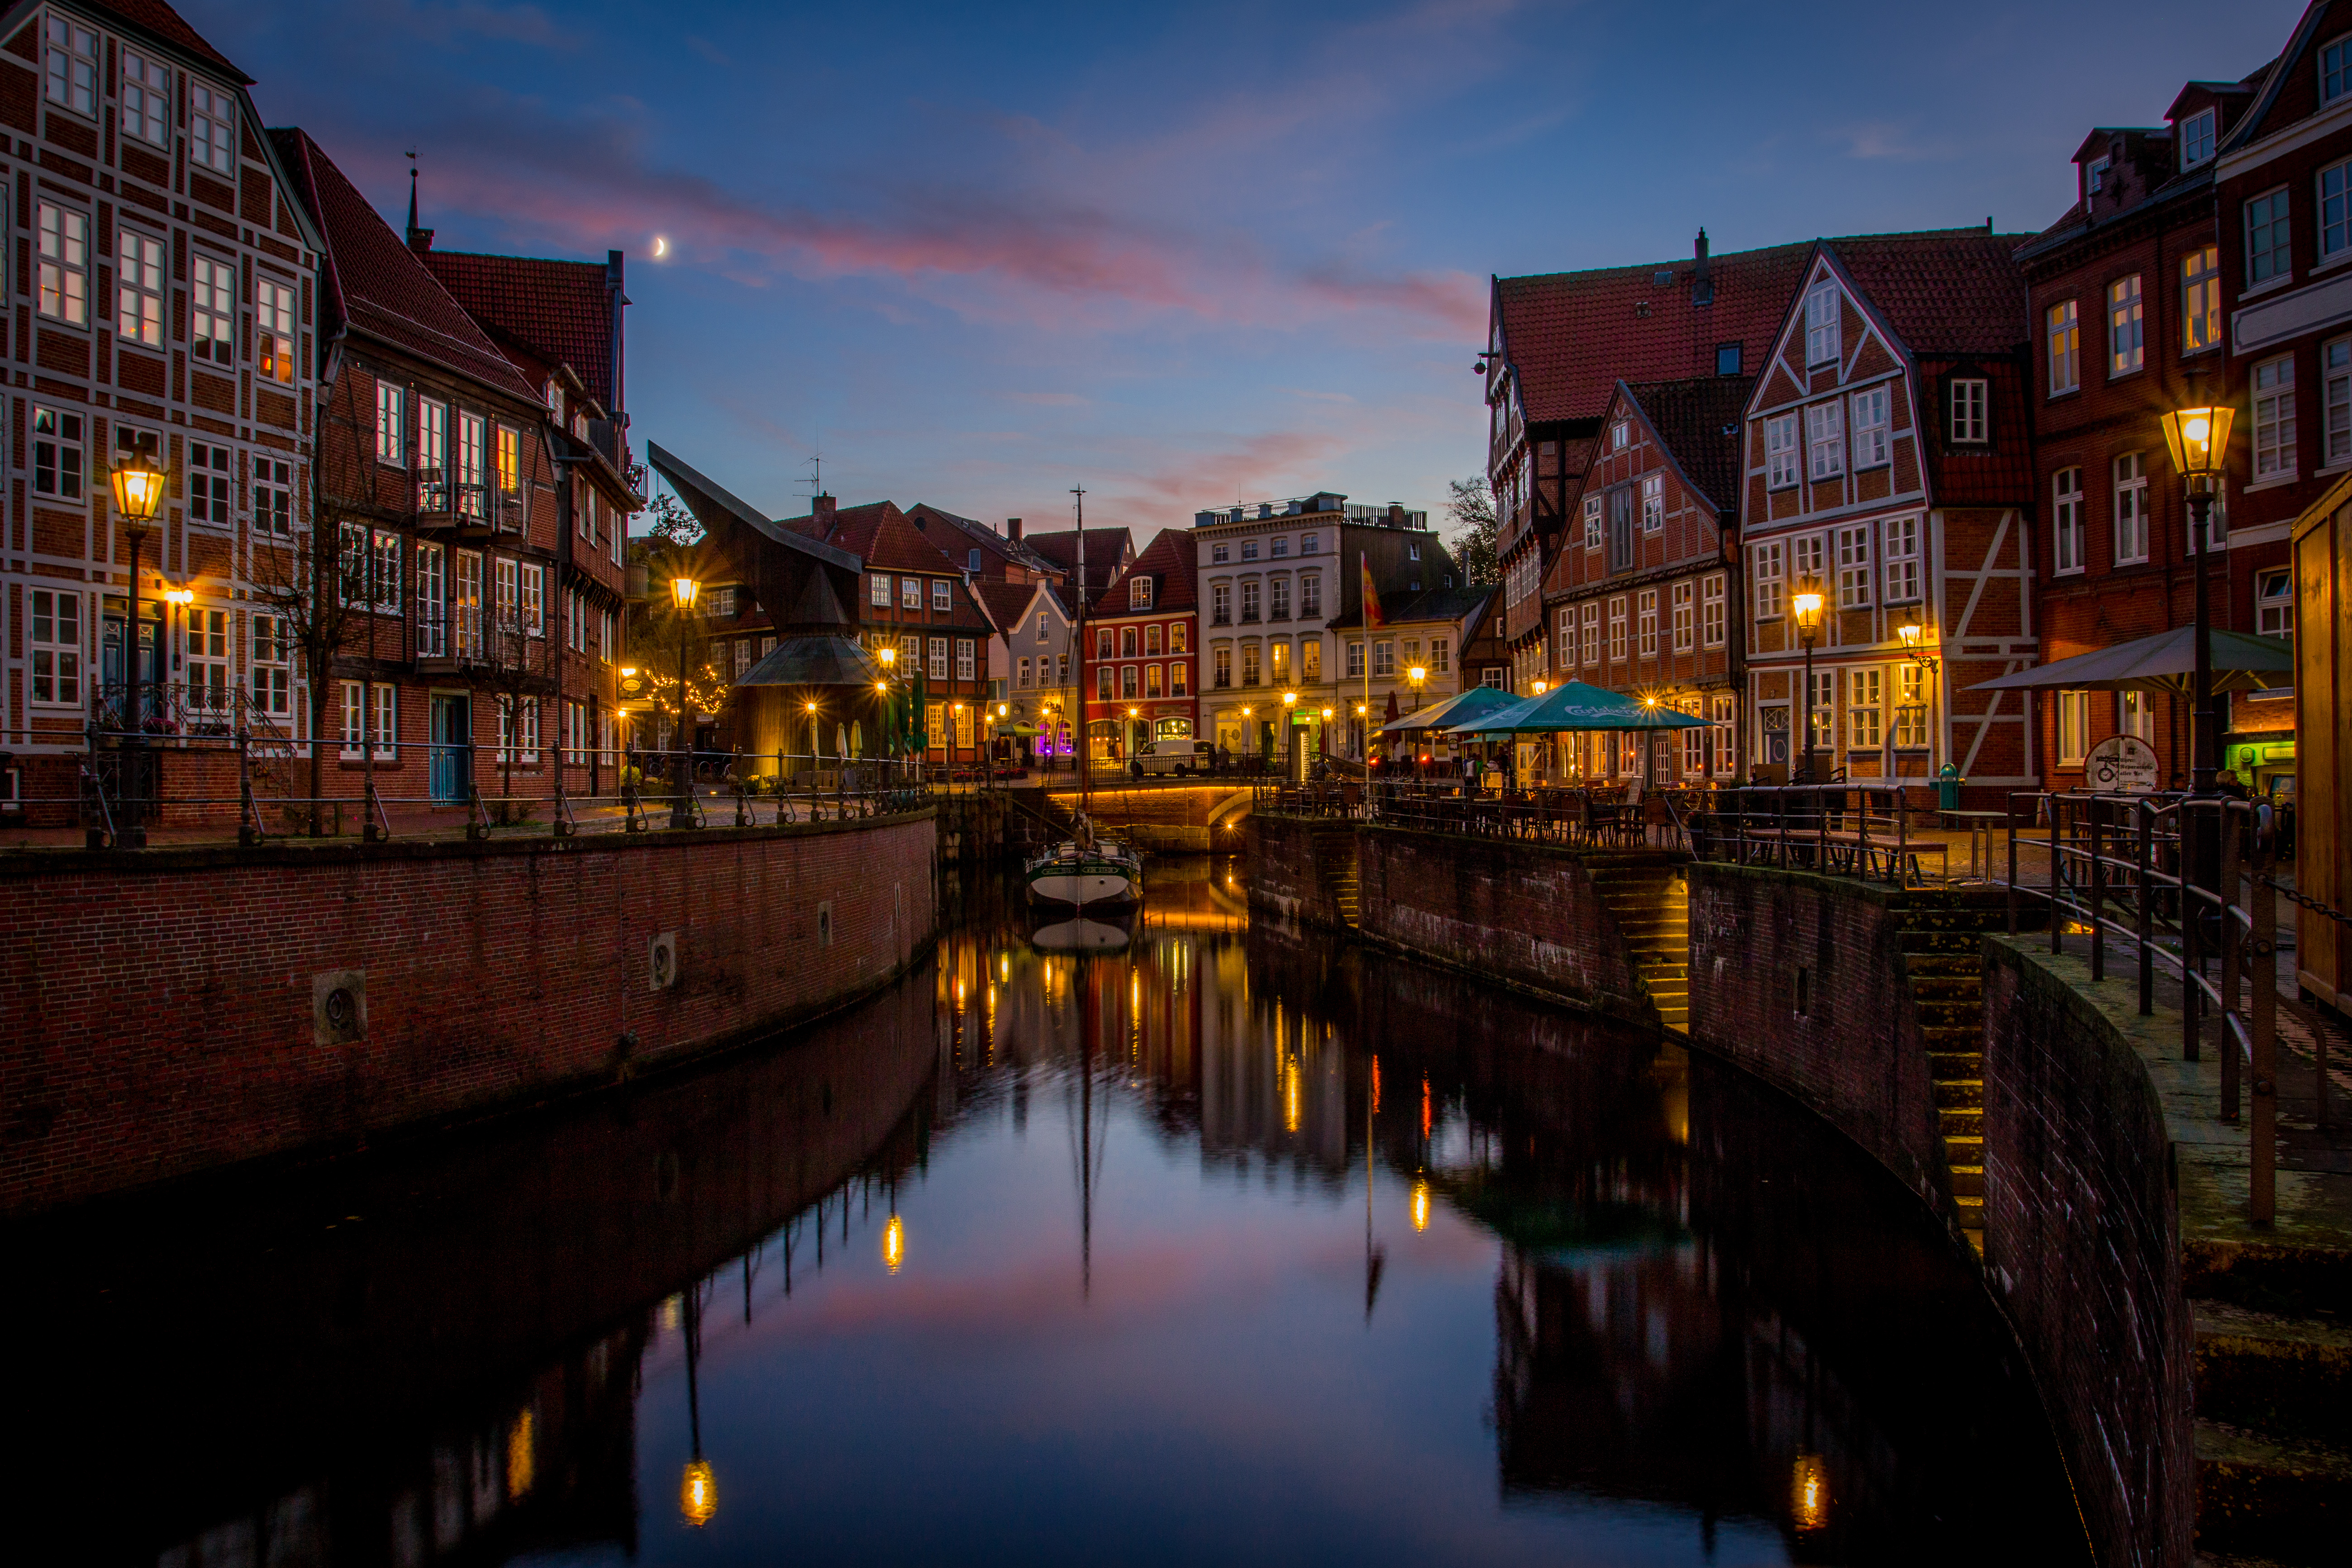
[883, 1214, 905, 1273]
[681, 1459, 716, 1528]
[110, 452, 168, 522]
[1898, 622, 1923, 648]
[1792, 1454, 1829, 1532]
[1000, 954, 1009, 983]
[880, 646, 896, 665]
[1408, 666, 1426, 682]
[621, 666, 638, 677]
[1355, 704, 1366, 715]
[1792, 590, 1823, 617]
[1283, 691, 1297, 705]
[2184, 415, 2209, 445]
[1322, 707, 1333, 718]
[1411, 1178, 1431, 1232]
[1533, 680, 1547, 694]
[671, 576, 700, 611]
[162, 586, 195, 606]
[877, 680, 889, 692]
[805, 701, 818, 713]
[507, 1411, 535, 1500]
[1284, 1058, 1301, 1133]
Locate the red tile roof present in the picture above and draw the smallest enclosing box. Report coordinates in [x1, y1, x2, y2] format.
[424, 248, 621, 412]
[1095, 527, 1199, 616]
[1825, 233, 2031, 357]
[1024, 527, 1131, 593]
[973, 579, 1050, 636]
[90, 0, 244, 80]
[269, 129, 542, 404]
[1620, 376, 1754, 514]
[1496, 227, 2010, 426]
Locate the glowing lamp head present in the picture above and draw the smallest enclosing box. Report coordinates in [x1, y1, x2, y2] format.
[879, 645, 896, 665]
[1356, 703, 1366, 715]
[1408, 666, 1426, 683]
[1322, 707, 1333, 718]
[876, 680, 889, 693]
[1643, 694, 1658, 708]
[110, 451, 168, 524]
[163, 585, 195, 607]
[1898, 622, 1923, 650]
[670, 576, 700, 611]
[681, 1460, 716, 1528]
[1792, 591, 1824, 636]
[805, 700, 818, 714]
[1283, 691, 1298, 707]
[2160, 404, 2233, 480]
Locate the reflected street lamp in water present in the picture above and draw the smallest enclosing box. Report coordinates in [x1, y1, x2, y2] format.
[679, 1288, 716, 1528]
[884, 1212, 905, 1273]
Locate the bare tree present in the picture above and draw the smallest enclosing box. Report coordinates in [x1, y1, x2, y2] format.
[471, 601, 551, 823]
[245, 470, 384, 836]
[1447, 474, 1500, 587]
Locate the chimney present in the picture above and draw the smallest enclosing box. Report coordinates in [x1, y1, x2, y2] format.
[1692, 227, 1713, 307]
[1387, 502, 1405, 526]
[812, 493, 837, 537]
[1006, 516, 1024, 541]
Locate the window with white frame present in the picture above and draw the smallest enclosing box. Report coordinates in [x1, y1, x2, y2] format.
[1807, 670, 1835, 750]
[1671, 581, 1693, 652]
[1576, 492, 1599, 549]
[1241, 540, 1259, 561]
[1144, 623, 1162, 657]
[1681, 698, 1707, 776]
[2119, 689, 2154, 742]
[1300, 574, 1320, 617]
[251, 613, 292, 715]
[2182, 247, 2220, 354]
[1611, 419, 1629, 452]
[1806, 401, 1844, 480]
[2180, 107, 2216, 168]
[1640, 473, 1664, 532]
[497, 697, 540, 765]
[957, 639, 976, 680]
[2258, 569, 2293, 638]
[2324, 159, 2352, 262]
[1836, 524, 1873, 609]
[1371, 639, 1394, 677]
[521, 563, 545, 636]
[2247, 188, 2292, 285]
[256, 457, 294, 536]
[458, 412, 487, 515]
[1848, 669, 1882, 749]
[1637, 589, 1658, 657]
[1129, 576, 1154, 609]
[1804, 281, 1840, 365]
[870, 574, 890, 607]
[491, 556, 518, 633]
[32, 406, 83, 499]
[1711, 694, 1736, 775]
[2085, 157, 2109, 198]
[376, 381, 406, 465]
[1851, 385, 1890, 467]
[257, 277, 298, 384]
[899, 632, 920, 669]
[2047, 299, 2079, 393]
[187, 443, 232, 527]
[1895, 663, 1928, 748]
[44, 16, 94, 115]
[121, 50, 169, 147]
[732, 638, 751, 679]
[1608, 596, 1628, 661]
[455, 551, 483, 657]
[1702, 573, 1726, 646]
[1884, 516, 1921, 603]
[928, 636, 948, 680]
[116, 228, 164, 347]
[1269, 577, 1290, 619]
[2328, 34, 2352, 103]
[1752, 542, 1784, 620]
[1017, 656, 1033, 689]
[932, 580, 952, 612]
[2319, 342, 2352, 480]
[1210, 543, 1229, 565]
[2254, 355, 2297, 481]
[1948, 378, 1989, 443]
[2057, 689, 2090, 765]
[2107, 276, 2143, 375]
[191, 254, 234, 365]
[1580, 602, 1600, 665]
[2053, 468, 2085, 574]
[190, 81, 236, 174]
[902, 577, 922, 610]
[37, 202, 87, 325]
[2113, 452, 2149, 565]
[29, 589, 81, 706]
[1792, 534, 1825, 599]
[1765, 412, 1799, 488]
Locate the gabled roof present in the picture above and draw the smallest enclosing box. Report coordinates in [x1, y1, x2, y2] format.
[269, 128, 541, 404]
[2222, 1, 2331, 154]
[1327, 586, 1493, 632]
[973, 578, 1056, 635]
[69, 0, 245, 80]
[1819, 233, 2031, 358]
[1024, 527, 1132, 593]
[1619, 376, 1753, 514]
[423, 247, 622, 413]
[907, 504, 1060, 576]
[1095, 527, 1199, 616]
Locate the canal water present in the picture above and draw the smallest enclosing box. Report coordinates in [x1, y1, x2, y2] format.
[11, 857, 2087, 1567]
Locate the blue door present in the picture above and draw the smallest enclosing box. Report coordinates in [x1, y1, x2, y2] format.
[430, 694, 471, 802]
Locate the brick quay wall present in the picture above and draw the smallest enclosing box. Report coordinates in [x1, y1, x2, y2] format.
[0, 811, 938, 1217]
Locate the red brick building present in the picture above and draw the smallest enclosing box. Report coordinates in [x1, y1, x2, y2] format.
[1084, 526, 1197, 765]
[2016, 75, 2259, 789]
[0, 0, 324, 820]
[2211, 1, 2352, 790]
[1738, 234, 2038, 799]
[278, 128, 633, 809]
[1544, 376, 1749, 785]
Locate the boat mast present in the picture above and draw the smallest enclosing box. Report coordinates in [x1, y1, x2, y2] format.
[1072, 485, 1088, 821]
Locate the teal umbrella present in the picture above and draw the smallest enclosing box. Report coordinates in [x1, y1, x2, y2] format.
[1379, 684, 1519, 735]
[1448, 680, 1709, 737]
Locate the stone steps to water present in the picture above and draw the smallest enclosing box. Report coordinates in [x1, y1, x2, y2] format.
[2195, 1420, 2352, 1563]
[1934, 1077, 1984, 1110]
[2195, 1303, 2352, 1444]
[1595, 868, 1690, 1037]
[1310, 830, 1362, 930]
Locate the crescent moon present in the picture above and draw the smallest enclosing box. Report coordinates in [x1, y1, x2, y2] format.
[654, 236, 669, 257]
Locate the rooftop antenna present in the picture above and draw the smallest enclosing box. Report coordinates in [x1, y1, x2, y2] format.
[404, 148, 419, 238]
[798, 451, 824, 498]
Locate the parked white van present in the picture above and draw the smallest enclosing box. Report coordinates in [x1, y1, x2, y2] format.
[1133, 739, 1215, 777]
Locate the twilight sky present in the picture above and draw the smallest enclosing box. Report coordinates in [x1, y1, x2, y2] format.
[201, 0, 2303, 540]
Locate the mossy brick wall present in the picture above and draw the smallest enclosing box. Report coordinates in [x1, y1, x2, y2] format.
[1981, 936, 2194, 1568]
[0, 811, 938, 1216]
[1242, 812, 1347, 931]
[1685, 863, 1953, 1221]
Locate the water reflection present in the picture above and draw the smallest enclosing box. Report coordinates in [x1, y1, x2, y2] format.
[10, 857, 2083, 1566]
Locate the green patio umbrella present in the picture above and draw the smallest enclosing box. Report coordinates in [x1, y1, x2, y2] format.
[1447, 680, 1709, 738]
[1379, 684, 1519, 735]
[1968, 626, 2292, 695]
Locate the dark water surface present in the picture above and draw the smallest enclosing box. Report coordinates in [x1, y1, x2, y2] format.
[10, 857, 2087, 1566]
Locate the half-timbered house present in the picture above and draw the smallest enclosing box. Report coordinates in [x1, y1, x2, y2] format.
[1739, 234, 2037, 801]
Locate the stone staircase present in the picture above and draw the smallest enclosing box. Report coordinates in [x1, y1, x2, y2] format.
[1892, 891, 2014, 1253]
[2190, 1263, 2352, 1564]
[1311, 827, 1361, 929]
[1590, 861, 1690, 1035]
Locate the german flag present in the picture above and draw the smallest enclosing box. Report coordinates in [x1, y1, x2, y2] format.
[1359, 551, 1385, 629]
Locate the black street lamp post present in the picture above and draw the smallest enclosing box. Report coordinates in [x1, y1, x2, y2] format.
[1793, 589, 1824, 783]
[669, 572, 700, 829]
[110, 451, 168, 847]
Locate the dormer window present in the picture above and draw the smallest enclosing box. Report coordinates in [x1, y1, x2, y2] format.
[2325, 34, 2352, 103]
[1130, 578, 1153, 610]
[1804, 282, 1840, 366]
[2179, 108, 2216, 168]
[545, 380, 561, 417]
[1949, 378, 1990, 445]
[2085, 157, 2109, 197]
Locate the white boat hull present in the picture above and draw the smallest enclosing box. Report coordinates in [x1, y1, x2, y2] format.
[1027, 867, 1139, 907]
[1031, 917, 1132, 953]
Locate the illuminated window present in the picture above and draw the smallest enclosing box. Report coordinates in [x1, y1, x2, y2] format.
[257, 277, 298, 382]
[2181, 247, 2220, 354]
[2057, 689, 2090, 765]
[191, 254, 235, 364]
[2107, 275, 2143, 376]
[2047, 299, 2079, 393]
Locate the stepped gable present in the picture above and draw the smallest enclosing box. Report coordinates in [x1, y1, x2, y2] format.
[268, 128, 540, 403]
